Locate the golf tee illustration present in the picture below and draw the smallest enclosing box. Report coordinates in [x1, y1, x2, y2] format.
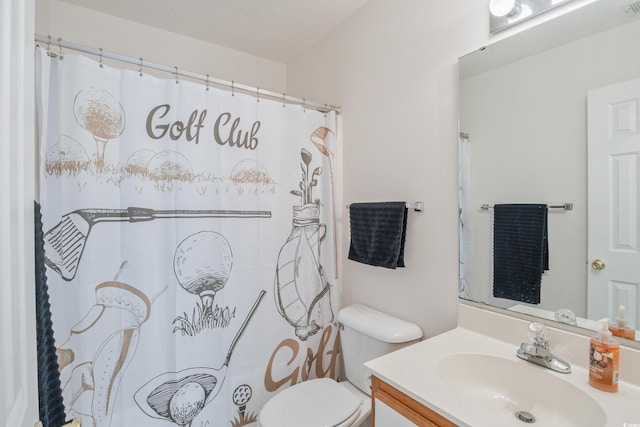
[73, 88, 125, 174]
[172, 231, 237, 335]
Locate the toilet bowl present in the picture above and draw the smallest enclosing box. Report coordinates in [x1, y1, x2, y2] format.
[257, 304, 423, 427]
[258, 378, 369, 427]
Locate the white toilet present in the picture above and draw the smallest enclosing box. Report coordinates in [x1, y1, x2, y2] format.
[258, 304, 423, 427]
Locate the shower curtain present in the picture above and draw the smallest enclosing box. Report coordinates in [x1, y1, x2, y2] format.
[35, 47, 340, 427]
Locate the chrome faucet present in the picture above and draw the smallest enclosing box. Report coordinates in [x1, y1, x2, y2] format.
[516, 322, 571, 374]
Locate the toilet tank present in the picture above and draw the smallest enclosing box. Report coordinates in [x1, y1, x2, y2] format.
[337, 304, 423, 395]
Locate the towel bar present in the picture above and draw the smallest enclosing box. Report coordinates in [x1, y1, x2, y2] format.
[346, 201, 424, 212]
[480, 203, 573, 211]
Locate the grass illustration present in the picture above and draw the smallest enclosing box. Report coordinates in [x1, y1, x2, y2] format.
[173, 302, 236, 336]
[46, 159, 276, 196]
[230, 410, 258, 427]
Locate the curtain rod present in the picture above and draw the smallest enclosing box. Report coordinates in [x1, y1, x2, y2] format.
[34, 34, 341, 115]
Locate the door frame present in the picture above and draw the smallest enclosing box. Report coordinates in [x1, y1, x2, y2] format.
[0, 0, 39, 425]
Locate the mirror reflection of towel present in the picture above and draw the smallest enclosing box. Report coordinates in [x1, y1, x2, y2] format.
[493, 204, 548, 304]
[348, 202, 407, 269]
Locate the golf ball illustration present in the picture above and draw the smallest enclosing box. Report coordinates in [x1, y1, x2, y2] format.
[174, 231, 233, 312]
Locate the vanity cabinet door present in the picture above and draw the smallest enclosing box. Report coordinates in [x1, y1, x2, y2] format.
[374, 398, 422, 427]
[371, 376, 457, 427]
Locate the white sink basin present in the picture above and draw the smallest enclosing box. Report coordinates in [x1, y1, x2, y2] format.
[437, 353, 607, 426]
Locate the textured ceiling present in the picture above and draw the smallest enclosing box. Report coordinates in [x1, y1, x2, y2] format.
[59, 0, 370, 62]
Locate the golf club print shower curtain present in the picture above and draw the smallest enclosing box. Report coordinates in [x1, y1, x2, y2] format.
[35, 47, 340, 427]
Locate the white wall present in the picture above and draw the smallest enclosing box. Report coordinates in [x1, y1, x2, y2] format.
[286, 0, 490, 338]
[36, 0, 287, 92]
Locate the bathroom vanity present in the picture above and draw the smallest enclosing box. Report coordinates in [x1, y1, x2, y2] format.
[371, 376, 456, 426]
[365, 302, 640, 427]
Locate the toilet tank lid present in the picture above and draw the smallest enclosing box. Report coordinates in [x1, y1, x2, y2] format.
[337, 304, 423, 343]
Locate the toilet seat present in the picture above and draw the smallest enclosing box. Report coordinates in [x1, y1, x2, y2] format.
[258, 378, 361, 427]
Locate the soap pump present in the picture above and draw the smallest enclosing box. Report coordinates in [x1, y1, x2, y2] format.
[609, 305, 636, 340]
[589, 318, 620, 392]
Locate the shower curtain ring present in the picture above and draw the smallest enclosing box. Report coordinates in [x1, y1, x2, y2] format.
[46, 35, 52, 55]
[139, 58, 143, 77]
[257, 87, 260, 103]
[282, 93, 286, 108]
[231, 81, 235, 96]
[99, 48, 104, 68]
[174, 66, 179, 84]
[57, 37, 64, 60]
[303, 98, 306, 113]
[206, 74, 210, 91]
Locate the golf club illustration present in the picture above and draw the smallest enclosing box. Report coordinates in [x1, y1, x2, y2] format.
[134, 290, 266, 427]
[43, 207, 271, 281]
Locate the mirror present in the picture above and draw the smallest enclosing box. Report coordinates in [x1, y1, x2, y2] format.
[458, 0, 640, 346]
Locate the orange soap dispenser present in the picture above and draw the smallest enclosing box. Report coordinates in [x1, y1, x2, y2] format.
[589, 319, 620, 392]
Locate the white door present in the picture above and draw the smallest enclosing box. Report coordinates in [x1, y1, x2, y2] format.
[0, 0, 39, 426]
[587, 78, 640, 328]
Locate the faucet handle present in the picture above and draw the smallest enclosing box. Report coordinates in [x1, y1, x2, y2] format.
[517, 322, 572, 373]
[527, 322, 549, 347]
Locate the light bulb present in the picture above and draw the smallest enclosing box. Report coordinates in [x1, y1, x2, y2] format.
[509, 4, 532, 21]
[489, 0, 519, 17]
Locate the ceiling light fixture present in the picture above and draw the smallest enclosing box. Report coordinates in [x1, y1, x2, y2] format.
[489, 0, 575, 33]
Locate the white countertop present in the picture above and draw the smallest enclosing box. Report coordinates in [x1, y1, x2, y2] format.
[364, 304, 640, 427]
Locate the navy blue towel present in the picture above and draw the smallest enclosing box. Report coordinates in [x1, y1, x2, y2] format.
[493, 204, 548, 304]
[35, 201, 68, 427]
[348, 202, 408, 269]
